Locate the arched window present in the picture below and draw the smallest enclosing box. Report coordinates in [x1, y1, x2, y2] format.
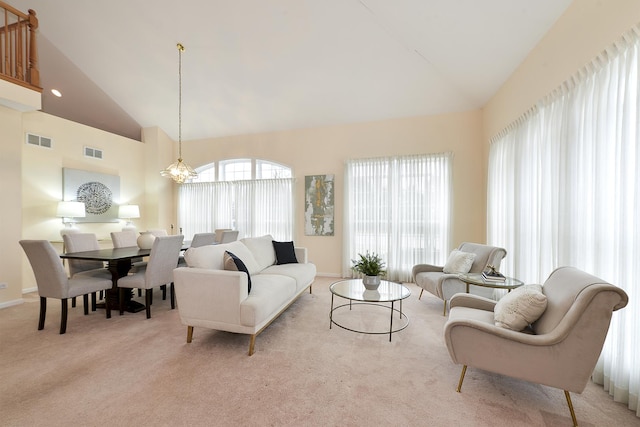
[190, 159, 291, 182]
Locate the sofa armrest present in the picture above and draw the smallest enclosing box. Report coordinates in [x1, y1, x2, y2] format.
[412, 263, 443, 279]
[294, 247, 308, 264]
[449, 293, 497, 312]
[173, 267, 248, 325]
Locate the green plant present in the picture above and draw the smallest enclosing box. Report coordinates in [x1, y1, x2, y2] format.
[351, 251, 386, 277]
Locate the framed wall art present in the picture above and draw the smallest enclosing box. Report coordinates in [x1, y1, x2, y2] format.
[304, 174, 334, 236]
[62, 168, 120, 223]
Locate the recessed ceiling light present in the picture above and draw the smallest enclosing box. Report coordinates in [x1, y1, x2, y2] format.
[51, 89, 62, 97]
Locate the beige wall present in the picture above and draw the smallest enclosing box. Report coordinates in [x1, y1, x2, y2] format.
[184, 110, 485, 275]
[483, 0, 640, 143]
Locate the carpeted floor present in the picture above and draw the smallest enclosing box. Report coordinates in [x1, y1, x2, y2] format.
[0, 277, 637, 426]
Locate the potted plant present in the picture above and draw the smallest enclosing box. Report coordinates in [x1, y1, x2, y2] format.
[351, 251, 386, 290]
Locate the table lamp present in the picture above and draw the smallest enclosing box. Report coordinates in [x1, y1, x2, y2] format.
[119, 204, 140, 231]
[56, 201, 86, 237]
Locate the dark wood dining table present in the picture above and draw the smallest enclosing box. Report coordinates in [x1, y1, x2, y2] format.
[60, 243, 189, 315]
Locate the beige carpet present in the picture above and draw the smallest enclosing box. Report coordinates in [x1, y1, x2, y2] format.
[0, 277, 637, 426]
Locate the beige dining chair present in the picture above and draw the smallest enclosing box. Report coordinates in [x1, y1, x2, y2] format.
[110, 230, 147, 270]
[190, 232, 217, 247]
[214, 228, 232, 243]
[63, 233, 111, 311]
[220, 230, 239, 243]
[149, 228, 168, 237]
[19, 240, 113, 333]
[115, 235, 183, 319]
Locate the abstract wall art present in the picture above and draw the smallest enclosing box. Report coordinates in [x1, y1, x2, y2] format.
[304, 174, 334, 236]
[62, 168, 120, 223]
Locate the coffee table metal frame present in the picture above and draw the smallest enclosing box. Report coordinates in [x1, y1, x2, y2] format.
[329, 279, 411, 341]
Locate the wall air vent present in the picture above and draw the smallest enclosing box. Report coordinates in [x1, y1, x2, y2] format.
[26, 133, 52, 148]
[84, 146, 103, 159]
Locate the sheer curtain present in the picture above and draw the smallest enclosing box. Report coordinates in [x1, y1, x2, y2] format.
[488, 25, 640, 416]
[344, 153, 452, 282]
[178, 178, 294, 241]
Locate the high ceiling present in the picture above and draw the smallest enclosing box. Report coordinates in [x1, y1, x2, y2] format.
[10, 0, 572, 142]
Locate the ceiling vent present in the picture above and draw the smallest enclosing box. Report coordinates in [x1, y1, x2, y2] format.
[84, 146, 103, 159]
[26, 133, 52, 148]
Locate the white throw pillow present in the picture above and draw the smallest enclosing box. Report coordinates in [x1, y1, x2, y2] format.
[442, 250, 476, 274]
[494, 284, 548, 331]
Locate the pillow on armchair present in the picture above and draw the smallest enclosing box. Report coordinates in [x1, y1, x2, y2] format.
[494, 284, 547, 331]
[443, 250, 476, 274]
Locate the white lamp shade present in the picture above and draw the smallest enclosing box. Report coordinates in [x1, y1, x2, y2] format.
[56, 201, 86, 218]
[118, 204, 140, 219]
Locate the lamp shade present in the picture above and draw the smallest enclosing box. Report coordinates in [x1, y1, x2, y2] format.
[56, 201, 86, 218]
[118, 204, 140, 219]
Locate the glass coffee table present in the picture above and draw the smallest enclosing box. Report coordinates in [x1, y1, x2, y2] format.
[458, 273, 524, 293]
[329, 279, 411, 341]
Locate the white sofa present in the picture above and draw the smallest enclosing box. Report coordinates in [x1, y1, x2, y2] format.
[173, 234, 316, 355]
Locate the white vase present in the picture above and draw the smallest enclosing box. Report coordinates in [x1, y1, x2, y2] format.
[137, 231, 156, 249]
[363, 275, 381, 290]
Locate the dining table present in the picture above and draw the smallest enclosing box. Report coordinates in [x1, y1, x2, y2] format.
[60, 243, 190, 315]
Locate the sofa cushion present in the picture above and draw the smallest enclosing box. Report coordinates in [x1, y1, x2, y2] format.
[262, 262, 316, 292]
[494, 284, 548, 331]
[240, 274, 297, 326]
[224, 251, 252, 293]
[443, 250, 476, 274]
[184, 240, 260, 274]
[272, 240, 298, 264]
[241, 234, 276, 271]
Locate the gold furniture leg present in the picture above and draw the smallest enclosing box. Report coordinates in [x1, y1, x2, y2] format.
[564, 390, 578, 426]
[443, 299, 447, 316]
[456, 365, 467, 392]
[419, 289, 423, 300]
[186, 326, 193, 343]
[248, 334, 256, 356]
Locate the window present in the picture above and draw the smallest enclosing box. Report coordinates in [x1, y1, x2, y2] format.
[344, 153, 452, 282]
[178, 158, 294, 241]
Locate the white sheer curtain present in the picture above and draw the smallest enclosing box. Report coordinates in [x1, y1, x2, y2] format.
[178, 178, 294, 241]
[488, 25, 640, 417]
[344, 153, 452, 282]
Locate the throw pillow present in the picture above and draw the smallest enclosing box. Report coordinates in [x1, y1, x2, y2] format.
[494, 284, 548, 331]
[442, 250, 476, 274]
[272, 240, 298, 265]
[223, 251, 252, 293]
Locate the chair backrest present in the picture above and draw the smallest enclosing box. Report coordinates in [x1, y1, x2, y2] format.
[110, 230, 138, 248]
[19, 240, 69, 299]
[63, 233, 104, 277]
[145, 235, 184, 287]
[149, 229, 168, 237]
[191, 232, 217, 248]
[214, 228, 232, 243]
[533, 266, 629, 335]
[220, 230, 239, 243]
[457, 242, 507, 274]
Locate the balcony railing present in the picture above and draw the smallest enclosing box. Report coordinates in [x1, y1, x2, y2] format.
[0, 1, 40, 91]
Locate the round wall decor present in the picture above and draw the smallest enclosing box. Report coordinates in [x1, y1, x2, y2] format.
[77, 181, 113, 215]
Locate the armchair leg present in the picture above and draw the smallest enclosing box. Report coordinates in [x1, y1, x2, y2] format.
[38, 297, 46, 330]
[186, 326, 193, 343]
[419, 289, 423, 300]
[456, 365, 467, 392]
[564, 390, 578, 427]
[443, 299, 447, 316]
[60, 298, 68, 334]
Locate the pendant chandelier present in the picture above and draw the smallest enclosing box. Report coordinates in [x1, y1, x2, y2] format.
[161, 43, 198, 184]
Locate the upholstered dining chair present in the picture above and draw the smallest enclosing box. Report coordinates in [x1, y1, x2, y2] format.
[149, 228, 168, 237]
[111, 230, 147, 270]
[443, 266, 628, 427]
[190, 232, 217, 248]
[115, 235, 183, 319]
[19, 240, 113, 333]
[220, 230, 239, 243]
[412, 242, 507, 315]
[214, 228, 232, 243]
[63, 233, 111, 311]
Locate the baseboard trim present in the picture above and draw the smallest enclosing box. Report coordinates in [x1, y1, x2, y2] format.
[0, 298, 24, 309]
[22, 287, 37, 294]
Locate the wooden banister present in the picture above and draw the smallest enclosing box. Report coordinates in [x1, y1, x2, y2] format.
[0, 1, 41, 91]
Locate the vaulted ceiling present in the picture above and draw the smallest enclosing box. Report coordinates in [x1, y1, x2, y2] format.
[9, 0, 572, 142]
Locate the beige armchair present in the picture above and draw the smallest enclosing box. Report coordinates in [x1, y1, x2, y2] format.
[443, 266, 628, 426]
[412, 242, 507, 315]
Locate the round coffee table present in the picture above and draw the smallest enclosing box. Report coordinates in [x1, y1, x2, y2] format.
[458, 273, 524, 293]
[329, 279, 411, 341]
